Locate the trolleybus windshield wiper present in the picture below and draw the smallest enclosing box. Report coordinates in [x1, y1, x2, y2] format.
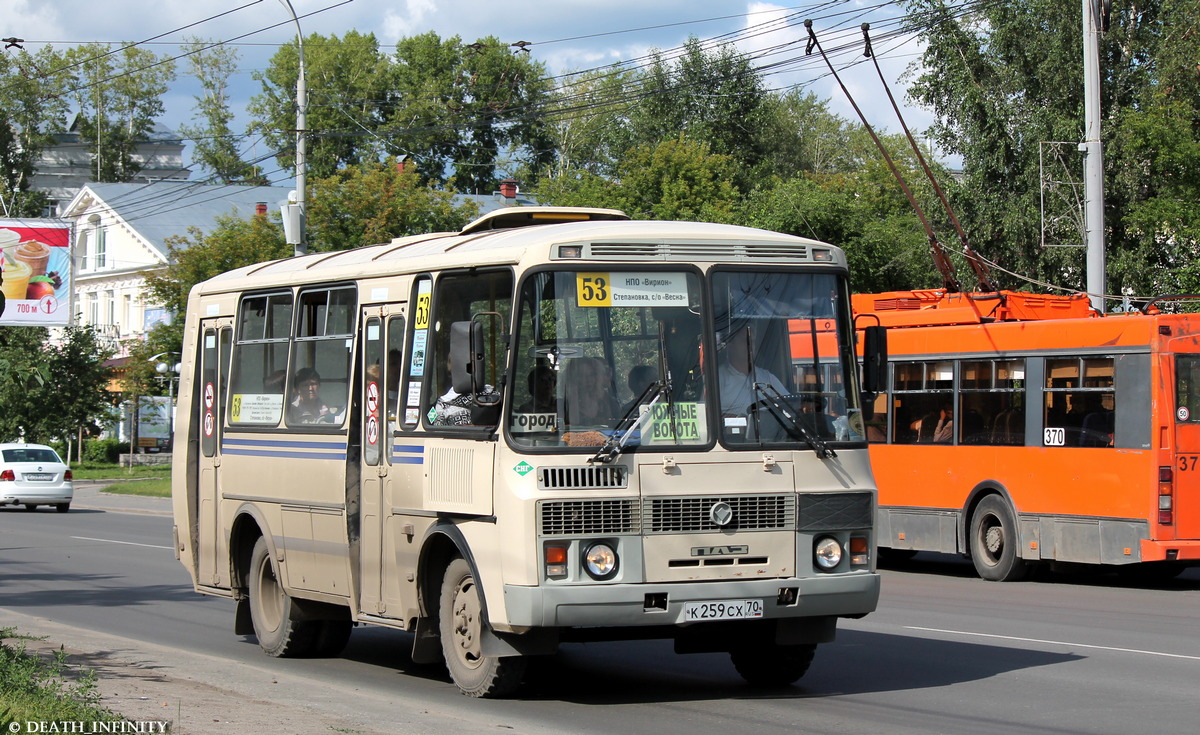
[589, 378, 672, 464]
[753, 382, 836, 459]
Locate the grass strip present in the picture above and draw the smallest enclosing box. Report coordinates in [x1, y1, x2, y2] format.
[0, 628, 124, 729]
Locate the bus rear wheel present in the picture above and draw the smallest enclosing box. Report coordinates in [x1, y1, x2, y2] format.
[969, 495, 1028, 582]
[438, 558, 525, 697]
[248, 537, 318, 656]
[731, 643, 817, 687]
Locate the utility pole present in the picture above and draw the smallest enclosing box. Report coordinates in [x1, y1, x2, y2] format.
[279, 0, 307, 256]
[1082, 0, 1106, 312]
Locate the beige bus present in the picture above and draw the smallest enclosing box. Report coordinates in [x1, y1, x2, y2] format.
[171, 207, 884, 697]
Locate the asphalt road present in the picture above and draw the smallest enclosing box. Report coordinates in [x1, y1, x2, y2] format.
[3, 497, 1199, 734]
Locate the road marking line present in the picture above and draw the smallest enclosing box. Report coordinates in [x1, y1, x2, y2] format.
[907, 626, 1200, 661]
[70, 536, 172, 550]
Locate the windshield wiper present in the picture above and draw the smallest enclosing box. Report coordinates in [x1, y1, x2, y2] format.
[752, 383, 836, 459]
[589, 379, 671, 464]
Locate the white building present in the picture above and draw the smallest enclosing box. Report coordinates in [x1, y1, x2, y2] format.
[61, 181, 294, 354]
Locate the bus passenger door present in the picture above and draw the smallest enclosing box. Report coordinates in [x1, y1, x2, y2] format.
[196, 319, 233, 588]
[359, 312, 387, 614]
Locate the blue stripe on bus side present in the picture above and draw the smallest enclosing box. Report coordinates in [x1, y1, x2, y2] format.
[222, 436, 347, 461]
[392, 443, 424, 464]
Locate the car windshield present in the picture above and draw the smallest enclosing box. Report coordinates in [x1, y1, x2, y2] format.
[509, 270, 707, 450]
[2, 448, 61, 463]
[711, 270, 864, 449]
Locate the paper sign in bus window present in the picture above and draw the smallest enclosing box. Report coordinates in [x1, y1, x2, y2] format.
[231, 393, 283, 424]
[577, 272, 689, 308]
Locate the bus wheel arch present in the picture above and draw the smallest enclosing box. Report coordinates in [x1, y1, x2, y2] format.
[965, 489, 1029, 582]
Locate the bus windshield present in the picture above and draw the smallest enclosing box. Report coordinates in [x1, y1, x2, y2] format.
[712, 270, 863, 447]
[510, 269, 708, 450]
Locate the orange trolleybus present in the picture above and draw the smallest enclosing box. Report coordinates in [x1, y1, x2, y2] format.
[853, 289, 1200, 580]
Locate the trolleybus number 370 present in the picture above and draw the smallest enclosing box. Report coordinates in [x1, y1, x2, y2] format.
[682, 599, 765, 621]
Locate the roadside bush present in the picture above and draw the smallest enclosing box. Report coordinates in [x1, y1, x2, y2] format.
[82, 439, 129, 464]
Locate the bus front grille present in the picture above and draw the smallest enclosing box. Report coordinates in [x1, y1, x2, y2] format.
[538, 465, 628, 490]
[644, 495, 796, 533]
[539, 499, 637, 536]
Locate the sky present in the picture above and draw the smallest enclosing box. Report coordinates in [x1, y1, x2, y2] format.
[1, 0, 943, 183]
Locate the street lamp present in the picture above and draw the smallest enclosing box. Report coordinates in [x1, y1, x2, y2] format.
[279, 0, 307, 257]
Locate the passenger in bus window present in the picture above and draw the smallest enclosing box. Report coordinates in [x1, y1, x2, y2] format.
[289, 367, 339, 423]
[622, 364, 658, 414]
[562, 356, 619, 427]
[518, 362, 558, 414]
[432, 357, 501, 427]
[717, 324, 786, 417]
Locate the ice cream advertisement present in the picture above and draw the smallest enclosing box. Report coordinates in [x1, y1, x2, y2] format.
[0, 219, 72, 326]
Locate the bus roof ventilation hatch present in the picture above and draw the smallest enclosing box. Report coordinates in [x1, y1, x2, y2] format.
[459, 206, 629, 235]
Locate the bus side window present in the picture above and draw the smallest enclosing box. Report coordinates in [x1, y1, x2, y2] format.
[424, 269, 513, 429]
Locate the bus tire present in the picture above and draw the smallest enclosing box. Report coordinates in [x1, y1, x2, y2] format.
[969, 495, 1028, 582]
[438, 557, 525, 697]
[731, 643, 817, 687]
[248, 536, 318, 657]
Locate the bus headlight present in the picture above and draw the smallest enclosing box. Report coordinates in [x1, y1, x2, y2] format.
[814, 536, 843, 571]
[583, 542, 619, 580]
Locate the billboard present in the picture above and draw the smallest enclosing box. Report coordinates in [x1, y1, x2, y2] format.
[0, 218, 73, 326]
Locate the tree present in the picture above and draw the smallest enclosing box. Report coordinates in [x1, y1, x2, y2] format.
[306, 157, 481, 250]
[543, 67, 639, 178]
[539, 135, 741, 223]
[63, 43, 175, 182]
[142, 211, 291, 349]
[249, 30, 394, 179]
[0, 46, 72, 216]
[387, 33, 555, 191]
[180, 38, 267, 184]
[0, 325, 114, 445]
[905, 0, 1200, 298]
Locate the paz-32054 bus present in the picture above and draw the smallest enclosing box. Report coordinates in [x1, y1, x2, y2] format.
[171, 207, 884, 696]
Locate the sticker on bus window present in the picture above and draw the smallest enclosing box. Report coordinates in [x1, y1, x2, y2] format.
[576, 272, 689, 308]
[410, 330, 427, 376]
[510, 412, 558, 433]
[230, 393, 283, 424]
[642, 402, 707, 444]
[1178, 406, 1190, 422]
[414, 282, 431, 329]
[1044, 427, 1066, 446]
[407, 383, 422, 408]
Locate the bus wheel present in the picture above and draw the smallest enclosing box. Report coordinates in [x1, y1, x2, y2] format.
[439, 558, 525, 697]
[969, 495, 1028, 582]
[731, 644, 817, 687]
[248, 537, 317, 657]
[312, 620, 353, 657]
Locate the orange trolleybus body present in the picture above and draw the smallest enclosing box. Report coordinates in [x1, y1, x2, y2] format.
[853, 289, 1200, 580]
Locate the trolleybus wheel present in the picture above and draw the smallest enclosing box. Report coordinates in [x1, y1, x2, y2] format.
[248, 536, 317, 656]
[730, 643, 817, 687]
[969, 495, 1028, 582]
[439, 557, 525, 697]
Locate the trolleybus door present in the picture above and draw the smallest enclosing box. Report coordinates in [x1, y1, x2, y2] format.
[1172, 350, 1200, 540]
[196, 319, 233, 588]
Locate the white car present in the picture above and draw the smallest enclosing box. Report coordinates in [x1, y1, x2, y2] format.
[0, 443, 74, 513]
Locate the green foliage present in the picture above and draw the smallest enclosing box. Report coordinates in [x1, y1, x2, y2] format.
[63, 43, 175, 182]
[307, 157, 481, 249]
[0, 47, 71, 216]
[0, 629, 121, 726]
[250, 30, 394, 179]
[180, 37, 268, 184]
[0, 326, 114, 445]
[82, 438, 130, 464]
[905, 0, 1200, 298]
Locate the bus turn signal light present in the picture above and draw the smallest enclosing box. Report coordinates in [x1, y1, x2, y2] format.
[849, 536, 869, 566]
[545, 545, 568, 578]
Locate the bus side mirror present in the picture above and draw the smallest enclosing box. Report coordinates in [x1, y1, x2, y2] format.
[861, 325, 888, 395]
[450, 320, 485, 396]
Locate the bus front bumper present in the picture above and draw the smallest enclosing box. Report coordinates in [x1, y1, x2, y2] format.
[501, 571, 880, 629]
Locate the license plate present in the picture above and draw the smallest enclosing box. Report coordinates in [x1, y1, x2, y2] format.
[681, 599, 764, 622]
[23, 473, 53, 481]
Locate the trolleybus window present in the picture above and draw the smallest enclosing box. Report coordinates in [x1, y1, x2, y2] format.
[890, 361, 954, 444]
[1043, 357, 1114, 447]
[1176, 355, 1200, 424]
[959, 359, 1025, 445]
